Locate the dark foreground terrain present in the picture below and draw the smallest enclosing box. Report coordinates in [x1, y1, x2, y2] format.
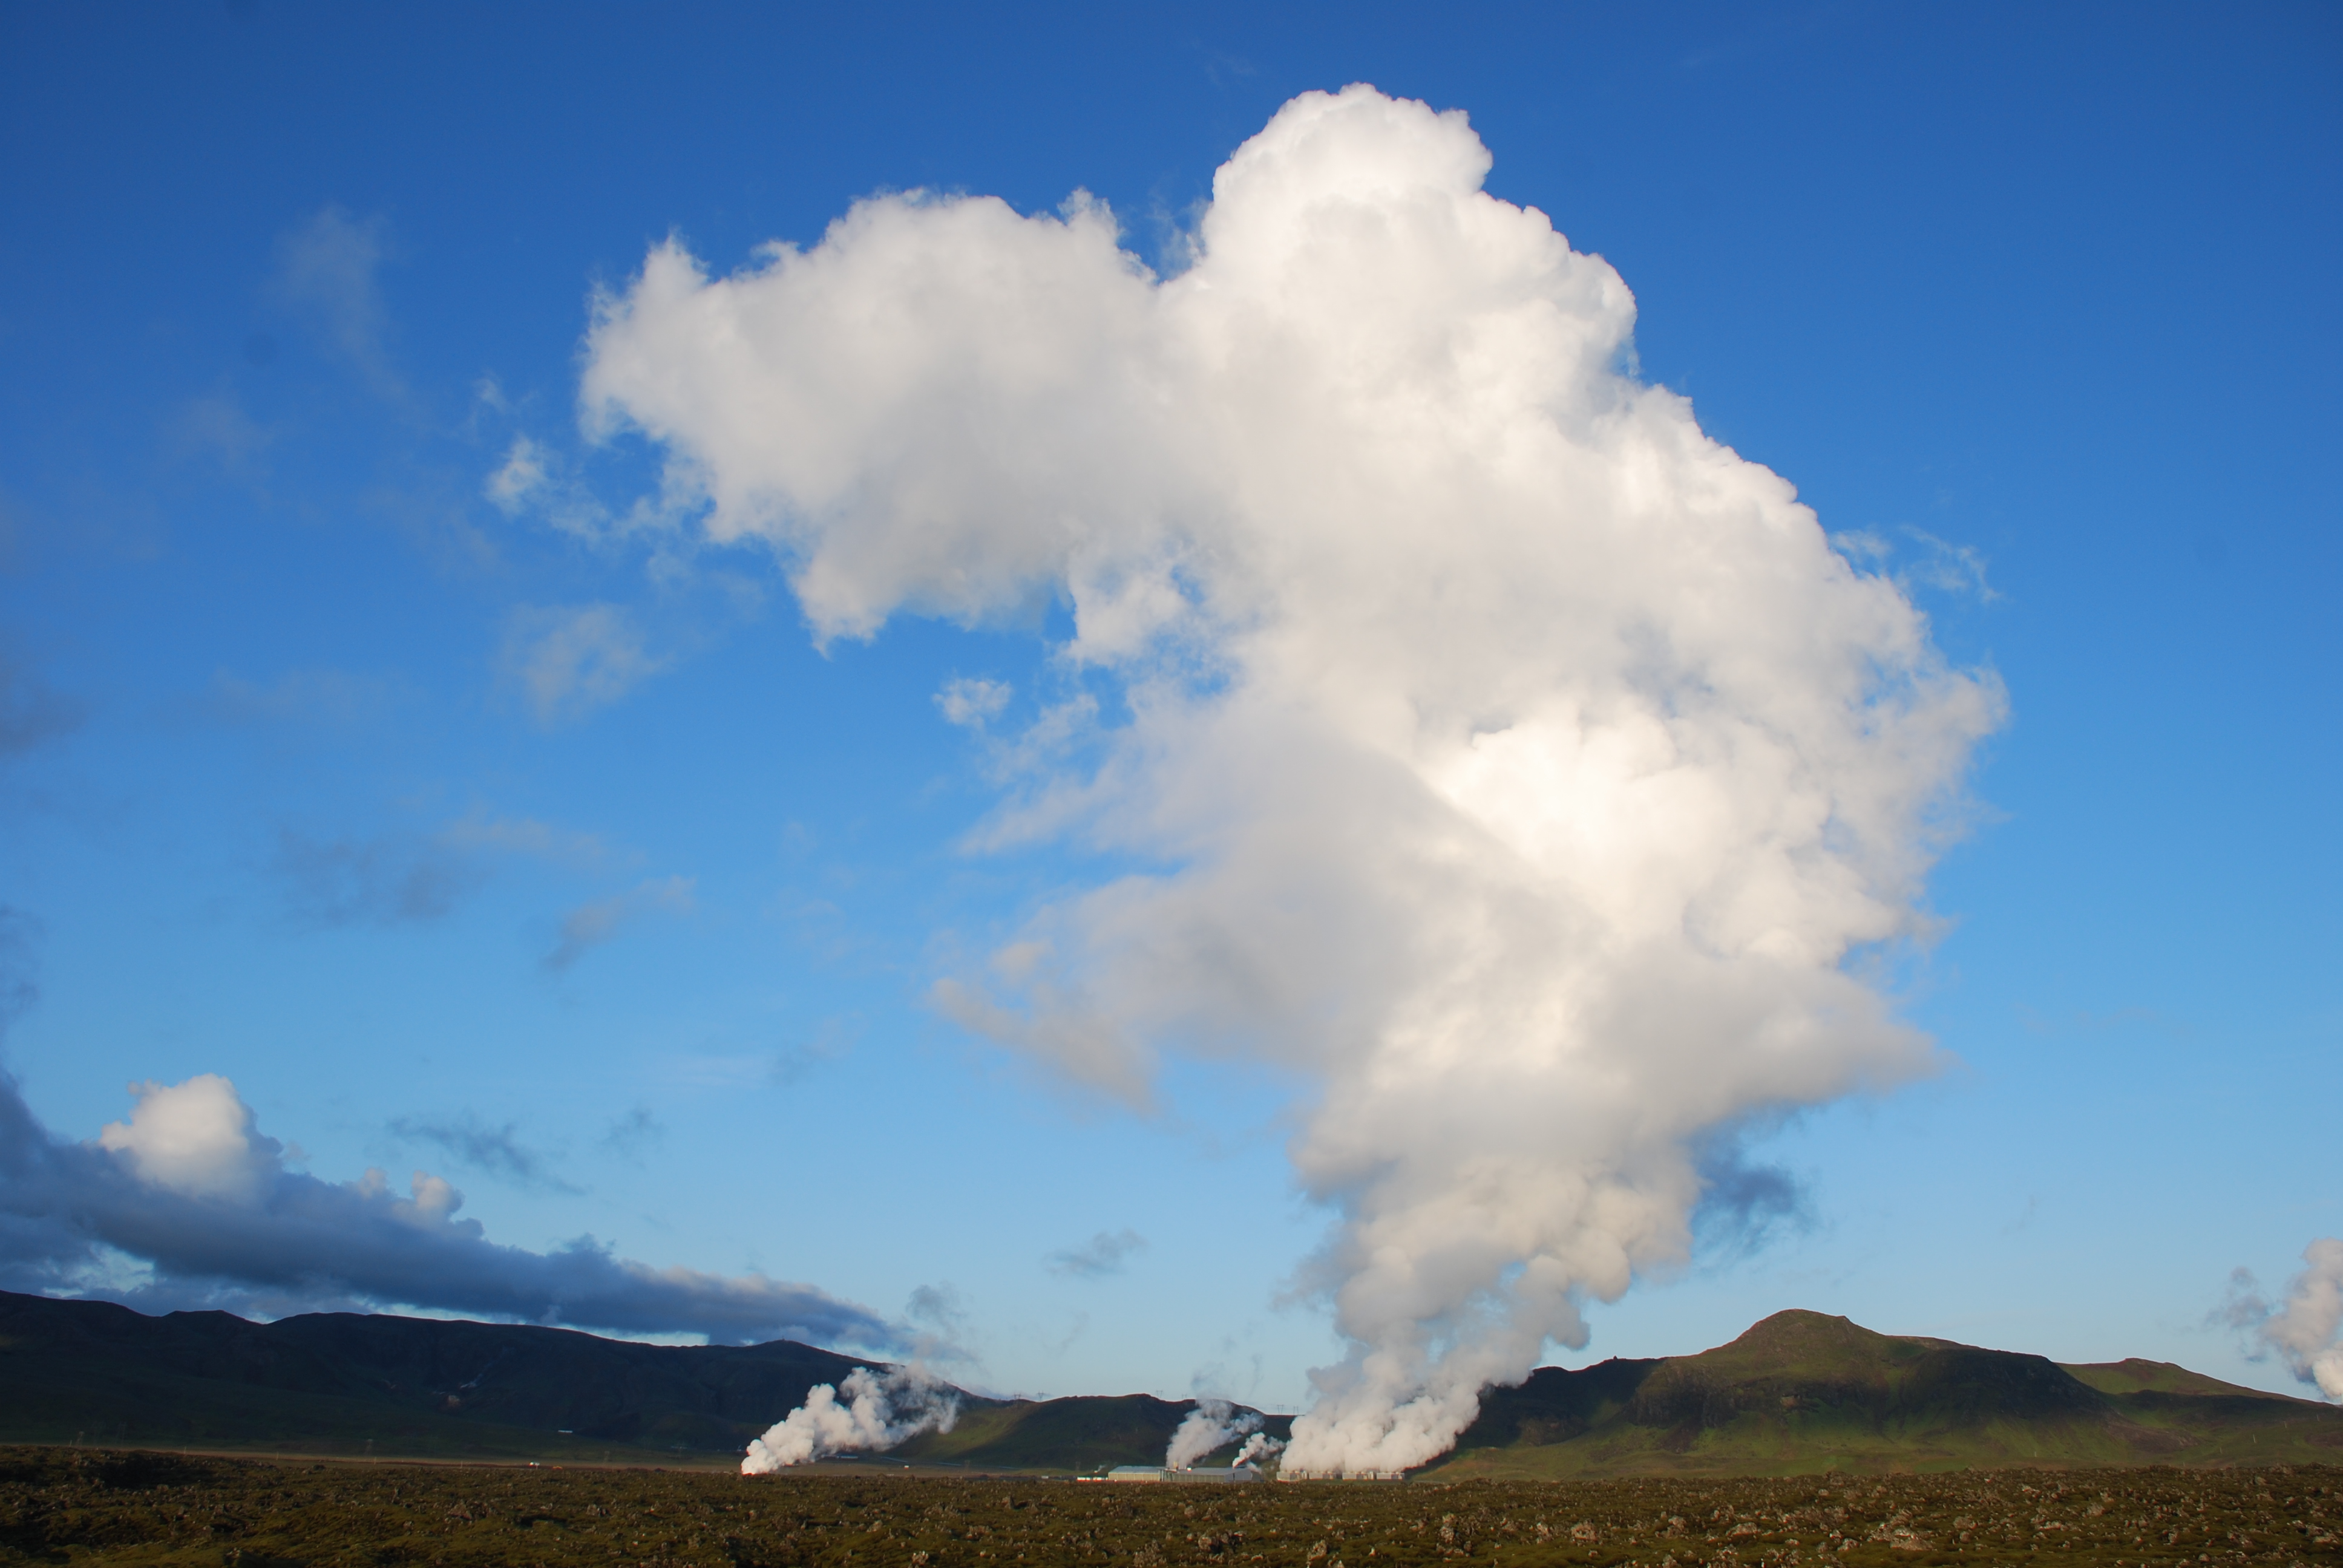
[1, 1448, 2337, 1568]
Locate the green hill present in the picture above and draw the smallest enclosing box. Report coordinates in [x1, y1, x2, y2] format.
[1429, 1309, 2343, 1478]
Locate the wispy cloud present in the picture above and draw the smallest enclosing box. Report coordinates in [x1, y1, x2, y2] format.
[0, 906, 39, 1029]
[1901, 526, 2001, 601]
[485, 434, 550, 512]
[270, 826, 484, 929]
[0, 651, 84, 760]
[483, 434, 618, 540]
[205, 667, 407, 729]
[936, 676, 1012, 728]
[663, 1028, 851, 1090]
[1046, 1227, 1147, 1279]
[598, 1105, 664, 1161]
[1689, 1129, 1814, 1261]
[1832, 526, 2001, 603]
[169, 388, 275, 478]
[386, 1112, 579, 1193]
[435, 808, 609, 869]
[272, 206, 402, 400]
[545, 874, 695, 972]
[904, 1281, 975, 1362]
[267, 810, 618, 930]
[500, 603, 667, 727]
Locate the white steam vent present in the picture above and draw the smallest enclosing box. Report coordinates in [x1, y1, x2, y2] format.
[2255, 1238, 2343, 1401]
[1165, 1398, 1267, 1471]
[588, 84, 2002, 1477]
[740, 1366, 958, 1473]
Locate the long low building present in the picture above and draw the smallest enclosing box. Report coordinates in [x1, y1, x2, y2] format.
[1093, 1465, 1265, 1483]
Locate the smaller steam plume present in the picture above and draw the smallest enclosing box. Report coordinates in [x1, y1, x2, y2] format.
[2255, 1238, 2343, 1400]
[740, 1365, 960, 1472]
[1233, 1430, 1286, 1468]
[1165, 1398, 1266, 1471]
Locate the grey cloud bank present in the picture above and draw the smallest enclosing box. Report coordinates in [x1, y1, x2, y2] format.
[0, 1071, 900, 1350]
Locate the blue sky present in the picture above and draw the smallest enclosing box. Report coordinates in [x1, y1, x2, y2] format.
[1, 1, 2337, 1425]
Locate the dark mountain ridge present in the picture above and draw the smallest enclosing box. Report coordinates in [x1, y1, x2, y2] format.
[5, 1292, 2334, 1475]
[0, 1289, 1282, 1469]
[0, 1289, 879, 1460]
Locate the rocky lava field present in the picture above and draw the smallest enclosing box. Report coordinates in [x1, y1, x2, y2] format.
[1, 1447, 2336, 1567]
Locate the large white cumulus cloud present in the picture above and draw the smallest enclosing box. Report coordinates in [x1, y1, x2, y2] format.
[582, 85, 2003, 1474]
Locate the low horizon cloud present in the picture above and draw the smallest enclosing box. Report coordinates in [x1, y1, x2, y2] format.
[580, 83, 2001, 1473]
[0, 1068, 902, 1350]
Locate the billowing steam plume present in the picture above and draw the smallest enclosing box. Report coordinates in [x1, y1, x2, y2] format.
[1234, 1430, 1286, 1469]
[741, 1365, 960, 1472]
[583, 85, 2000, 1475]
[1165, 1398, 1262, 1470]
[2244, 1239, 2343, 1400]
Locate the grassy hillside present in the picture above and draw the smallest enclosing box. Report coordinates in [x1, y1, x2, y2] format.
[1429, 1310, 2343, 1478]
[2063, 1358, 2273, 1398]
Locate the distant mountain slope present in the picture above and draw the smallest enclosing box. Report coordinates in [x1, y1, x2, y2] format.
[0, 1291, 1274, 1471]
[0, 1289, 877, 1460]
[2061, 1357, 2278, 1399]
[10, 1293, 2333, 1475]
[1432, 1310, 2343, 1477]
[894, 1394, 1291, 1471]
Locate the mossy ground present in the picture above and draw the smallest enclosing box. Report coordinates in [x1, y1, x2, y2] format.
[1, 1446, 2336, 1567]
